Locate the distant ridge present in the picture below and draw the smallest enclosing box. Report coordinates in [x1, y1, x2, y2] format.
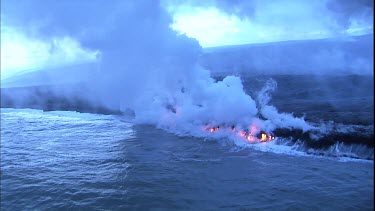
[203, 34, 373, 53]
[1, 62, 99, 88]
[199, 34, 373, 75]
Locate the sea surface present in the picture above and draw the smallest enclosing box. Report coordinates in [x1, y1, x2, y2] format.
[1, 74, 374, 210]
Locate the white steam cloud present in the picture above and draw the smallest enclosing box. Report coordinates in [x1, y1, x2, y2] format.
[1, 0, 315, 144]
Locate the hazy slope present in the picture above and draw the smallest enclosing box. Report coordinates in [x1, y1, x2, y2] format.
[199, 34, 373, 75]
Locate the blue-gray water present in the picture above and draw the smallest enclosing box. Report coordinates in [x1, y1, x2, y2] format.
[1, 108, 373, 210]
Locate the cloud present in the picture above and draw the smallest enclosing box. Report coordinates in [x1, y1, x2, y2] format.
[166, 0, 373, 46]
[1, 26, 98, 80]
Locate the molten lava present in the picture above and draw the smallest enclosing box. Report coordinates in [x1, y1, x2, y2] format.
[209, 127, 220, 132]
[260, 133, 267, 142]
[206, 124, 275, 143]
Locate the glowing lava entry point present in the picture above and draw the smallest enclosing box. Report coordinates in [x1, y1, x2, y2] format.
[206, 125, 275, 143]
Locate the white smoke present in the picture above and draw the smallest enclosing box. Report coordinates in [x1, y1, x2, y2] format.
[2, 0, 314, 144]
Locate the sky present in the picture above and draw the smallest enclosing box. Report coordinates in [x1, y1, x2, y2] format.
[1, 26, 98, 79]
[1, 0, 373, 78]
[166, 0, 373, 47]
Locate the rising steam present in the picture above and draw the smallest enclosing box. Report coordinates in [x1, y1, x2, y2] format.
[1, 0, 323, 144]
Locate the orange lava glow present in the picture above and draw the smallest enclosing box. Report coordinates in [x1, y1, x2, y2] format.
[239, 131, 247, 137]
[246, 135, 255, 142]
[209, 127, 220, 132]
[260, 133, 267, 142]
[206, 124, 275, 143]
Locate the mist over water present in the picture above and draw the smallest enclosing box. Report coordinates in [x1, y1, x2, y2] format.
[1, 1, 374, 209]
[1, 108, 373, 210]
[1, 0, 320, 143]
[1, 1, 373, 154]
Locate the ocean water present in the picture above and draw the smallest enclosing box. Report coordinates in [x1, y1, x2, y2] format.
[1, 74, 374, 209]
[1, 108, 374, 210]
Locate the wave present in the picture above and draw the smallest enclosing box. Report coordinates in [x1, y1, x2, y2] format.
[2, 78, 373, 161]
[273, 131, 374, 160]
